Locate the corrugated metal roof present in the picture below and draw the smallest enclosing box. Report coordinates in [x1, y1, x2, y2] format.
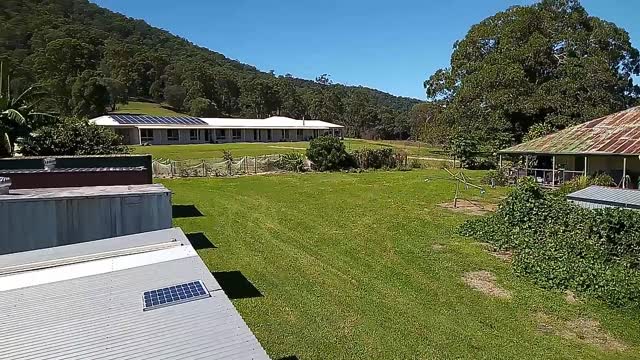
[500, 106, 640, 155]
[567, 185, 640, 210]
[0, 166, 146, 174]
[0, 228, 269, 360]
[0, 184, 170, 201]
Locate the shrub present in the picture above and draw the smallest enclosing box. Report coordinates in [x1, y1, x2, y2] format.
[558, 173, 615, 195]
[306, 136, 354, 171]
[481, 169, 509, 186]
[274, 153, 306, 172]
[460, 178, 640, 307]
[20, 117, 129, 156]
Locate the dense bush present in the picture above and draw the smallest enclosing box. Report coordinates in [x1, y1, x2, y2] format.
[20, 117, 129, 156]
[459, 177, 640, 307]
[481, 169, 509, 186]
[306, 136, 354, 171]
[274, 153, 306, 172]
[352, 148, 407, 169]
[558, 173, 615, 195]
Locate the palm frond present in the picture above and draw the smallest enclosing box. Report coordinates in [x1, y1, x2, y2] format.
[2, 108, 27, 125]
[12, 84, 46, 106]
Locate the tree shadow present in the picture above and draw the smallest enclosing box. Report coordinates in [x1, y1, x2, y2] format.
[172, 204, 203, 218]
[186, 232, 216, 250]
[277, 356, 300, 360]
[212, 271, 263, 299]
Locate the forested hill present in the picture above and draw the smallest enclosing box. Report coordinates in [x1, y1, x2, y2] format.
[0, 0, 421, 139]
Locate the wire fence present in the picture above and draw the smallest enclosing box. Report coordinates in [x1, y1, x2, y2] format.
[152, 154, 298, 177]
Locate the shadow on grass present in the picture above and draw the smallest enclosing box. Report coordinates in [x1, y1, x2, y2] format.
[277, 356, 299, 360]
[172, 204, 203, 218]
[212, 271, 263, 299]
[186, 232, 216, 250]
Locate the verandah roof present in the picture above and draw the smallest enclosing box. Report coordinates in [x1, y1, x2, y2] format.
[499, 106, 640, 156]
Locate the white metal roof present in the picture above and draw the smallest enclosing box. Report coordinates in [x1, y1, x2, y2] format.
[91, 115, 343, 129]
[0, 228, 269, 360]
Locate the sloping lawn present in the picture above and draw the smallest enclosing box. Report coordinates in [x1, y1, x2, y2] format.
[113, 101, 187, 116]
[161, 170, 640, 359]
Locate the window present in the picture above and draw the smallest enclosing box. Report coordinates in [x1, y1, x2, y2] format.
[254, 129, 259, 141]
[190, 129, 200, 141]
[140, 129, 153, 142]
[296, 129, 303, 139]
[267, 129, 272, 141]
[167, 129, 179, 141]
[216, 129, 226, 140]
[232, 129, 241, 140]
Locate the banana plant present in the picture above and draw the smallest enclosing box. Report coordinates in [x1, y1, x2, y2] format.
[0, 63, 55, 157]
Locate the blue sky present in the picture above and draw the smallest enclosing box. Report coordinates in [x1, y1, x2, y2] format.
[93, 0, 640, 100]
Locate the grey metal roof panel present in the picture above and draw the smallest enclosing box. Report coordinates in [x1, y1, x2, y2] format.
[0, 184, 170, 202]
[567, 186, 640, 209]
[0, 229, 269, 360]
[0, 167, 146, 174]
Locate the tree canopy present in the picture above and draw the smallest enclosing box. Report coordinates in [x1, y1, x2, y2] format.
[424, 0, 640, 149]
[1, 0, 420, 139]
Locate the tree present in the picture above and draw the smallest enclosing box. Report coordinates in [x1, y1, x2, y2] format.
[315, 74, 333, 85]
[0, 73, 55, 157]
[101, 78, 128, 111]
[189, 97, 218, 117]
[408, 102, 446, 145]
[20, 117, 129, 156]
[70, 70, 110, 118]
[447, 132, 480, 168]
[424, 0, 640, 149]
[164, 85, 187, 110]
[306, 136, 354, 171]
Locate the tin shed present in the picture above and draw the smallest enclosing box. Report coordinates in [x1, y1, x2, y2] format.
[0, 184, 172, 254]
[567, 186, 640, 210]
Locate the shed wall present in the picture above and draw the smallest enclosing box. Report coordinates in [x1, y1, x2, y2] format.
[0, 192, 172, 255]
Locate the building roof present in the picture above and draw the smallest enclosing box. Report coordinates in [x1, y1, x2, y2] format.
[92, 115, 343, 130]
[0, 184, 169, 202]
[567, 185, 640, 210]
[0, 228, 269, 360]
[500, 107, 640, 155]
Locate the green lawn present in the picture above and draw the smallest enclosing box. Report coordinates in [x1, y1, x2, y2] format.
[113, 101, 187, 116]
[133, 139, 447, 161]
[161, 170, 640, 359]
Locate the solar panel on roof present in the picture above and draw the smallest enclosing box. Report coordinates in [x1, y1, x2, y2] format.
[111, 115, 206, 125]
[143, 280, 210, 311]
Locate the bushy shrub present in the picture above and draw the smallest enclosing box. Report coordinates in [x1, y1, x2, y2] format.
[352, 148, 408, 169]
[306, 136, 354, 171]
[558, 174, 615, 195]
[20, 117, 129, 156]
[460, 177, 640, 307]
[481, 169, 509, 186]
[274, 153, 306, 172]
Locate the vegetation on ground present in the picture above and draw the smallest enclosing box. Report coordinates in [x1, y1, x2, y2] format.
[113, 101, 187, 116]
[163, 170, 640, 359]
[460, 177, 640, 308]
[305, 136, 354, 171]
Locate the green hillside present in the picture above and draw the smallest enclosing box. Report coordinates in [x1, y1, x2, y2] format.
[0, 0, 421, 139]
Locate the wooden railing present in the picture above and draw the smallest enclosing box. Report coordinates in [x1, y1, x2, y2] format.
[508, 168, 585, 187]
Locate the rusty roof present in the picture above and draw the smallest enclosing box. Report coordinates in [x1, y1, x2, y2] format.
[500, 107, 640, 155]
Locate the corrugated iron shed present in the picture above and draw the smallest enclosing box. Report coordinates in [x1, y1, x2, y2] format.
[567, 186, 640, 210]
[500, 106, 640, 155]
[0, 228, 270, 360]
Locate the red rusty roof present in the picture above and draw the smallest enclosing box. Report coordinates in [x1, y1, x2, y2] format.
[500, 107, 640, 155]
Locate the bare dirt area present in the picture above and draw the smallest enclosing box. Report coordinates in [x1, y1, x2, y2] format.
[473, 242, 513, 262]
[462, 271, 512, 299]
[438, 200, 497, 216]
[535, 313, 627, 352]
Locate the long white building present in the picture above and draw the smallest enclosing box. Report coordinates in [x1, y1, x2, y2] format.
[90, 114, 344, 145]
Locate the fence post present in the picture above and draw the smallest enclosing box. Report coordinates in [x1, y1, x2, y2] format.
[254, 156, 257, 174]
[202, 160, 206, 177]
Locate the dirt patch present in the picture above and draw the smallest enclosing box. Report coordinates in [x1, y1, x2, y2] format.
[462, 271, 512, 299]
[474, 242, 512, 262]
[431, 243, 446, 251]
[564, 290, 579, 304]
[535, 313, 627, 352]
[438, 200, 496, 216]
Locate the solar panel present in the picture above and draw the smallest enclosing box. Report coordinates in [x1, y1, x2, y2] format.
[143, 280, 210, 311]
[111, 115, 207, 126]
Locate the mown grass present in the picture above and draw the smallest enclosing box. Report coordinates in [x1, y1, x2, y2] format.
[113, 101, 186, 116]
[133, 139, 389, 160]
[162, 170, 640, 359]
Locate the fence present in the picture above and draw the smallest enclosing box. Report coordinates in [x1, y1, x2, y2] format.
[152, 155, 294, 177]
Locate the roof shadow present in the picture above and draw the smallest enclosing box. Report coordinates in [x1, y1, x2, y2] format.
[212, 271, 263, 300]
[186, 232, 216, 250]
[172, 204, 203, 218]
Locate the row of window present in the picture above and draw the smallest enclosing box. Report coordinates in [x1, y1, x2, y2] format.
[140, 129, 317, 143]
